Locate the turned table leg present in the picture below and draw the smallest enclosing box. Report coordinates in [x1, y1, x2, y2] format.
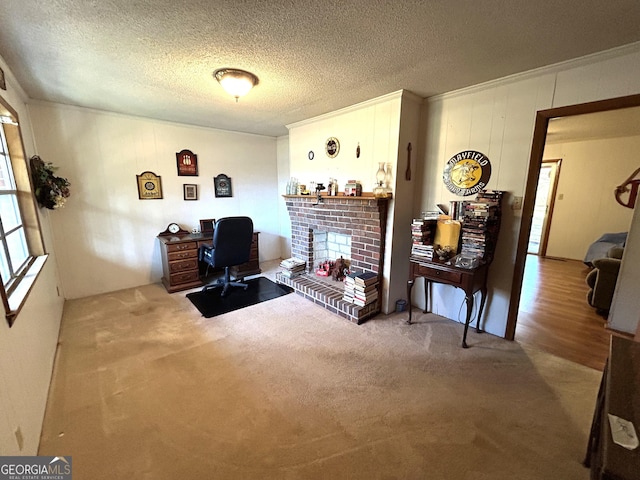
[462, 293, 474, 348]
[406, 279, 414, 325]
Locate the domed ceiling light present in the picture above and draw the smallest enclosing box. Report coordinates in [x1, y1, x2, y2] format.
[213, 68, 259, 102]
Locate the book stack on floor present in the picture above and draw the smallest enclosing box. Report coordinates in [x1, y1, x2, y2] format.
[410, 217, 437, 259]
[343, 271, 379, 306]
[279, 257, 306, 278]
[460, 190, 503, 263]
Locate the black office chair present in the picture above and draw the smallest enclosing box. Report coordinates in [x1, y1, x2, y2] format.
[198, 216, 254, 296]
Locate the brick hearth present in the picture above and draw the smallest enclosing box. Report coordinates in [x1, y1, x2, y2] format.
[276, 194, 389, 324]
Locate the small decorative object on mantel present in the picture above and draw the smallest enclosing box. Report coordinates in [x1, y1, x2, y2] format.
[344, 180, 362, 196]
[137, 171, 163, 199]
[176, 149, 198, 176]
[30, 155, 71, 209]
[214, 174, 232, 197]
[374, 162, 390, 198]
[443, 150, 492, 196]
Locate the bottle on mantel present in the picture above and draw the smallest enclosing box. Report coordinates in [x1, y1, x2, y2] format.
[328, 178, 338, 196]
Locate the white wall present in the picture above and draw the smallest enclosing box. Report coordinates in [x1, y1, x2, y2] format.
[0, 58, 65, 455]
[543, 136, 638, 260]
[286, 90, 422, 313]
[276, 135, 292, 258]
[416, 43, 640, 337]
[609, 202, 640, 332]
[287, 91, 404, 193]
[28, 102, 282, 299]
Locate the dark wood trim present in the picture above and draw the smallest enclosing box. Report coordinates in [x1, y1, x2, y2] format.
[538, 159, 562, 257]
[506, 93, 640, 341]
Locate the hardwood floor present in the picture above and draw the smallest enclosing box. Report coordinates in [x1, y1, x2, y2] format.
[515, 254, 632, 371]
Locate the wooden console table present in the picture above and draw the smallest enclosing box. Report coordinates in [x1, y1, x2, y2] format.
[158, 232, 260, 293]
[406, 255, 489, 348]
[585, 335, 640, 480]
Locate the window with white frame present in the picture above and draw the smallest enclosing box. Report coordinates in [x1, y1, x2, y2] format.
[0, 122, 30, 294]
[0, 96, 47, 326]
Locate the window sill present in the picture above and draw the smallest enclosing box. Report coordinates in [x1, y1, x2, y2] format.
[6, 254, 49, 327]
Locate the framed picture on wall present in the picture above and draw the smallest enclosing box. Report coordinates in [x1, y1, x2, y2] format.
[136, 171, 163, 200]
[214, 174, 232, 198]
[183, 184, 198, 201]
[176, 149, 198, 176]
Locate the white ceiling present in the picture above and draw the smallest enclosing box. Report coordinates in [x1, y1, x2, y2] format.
[1, 0, 640, 137]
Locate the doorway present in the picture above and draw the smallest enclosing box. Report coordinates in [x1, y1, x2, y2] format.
[506, 93, 640, 351]
[527, 160, 561, 256]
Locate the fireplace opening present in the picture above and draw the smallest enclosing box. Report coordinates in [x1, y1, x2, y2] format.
[312, 230, 351, 270]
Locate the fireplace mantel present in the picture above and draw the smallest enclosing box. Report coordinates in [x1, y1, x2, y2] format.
[282, 192, 392, 201]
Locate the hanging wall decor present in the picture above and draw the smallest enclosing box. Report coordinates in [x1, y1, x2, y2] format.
[176, 149, 198, 176]
[325, 137, 340, 158]
[183, 184, 198, 201]
[136, 171, 163, 199]
[614, 167, 640, 209]
[442, 150, 492, 196]
[30, 156, 71, 209]
[214, 174, 232, 197]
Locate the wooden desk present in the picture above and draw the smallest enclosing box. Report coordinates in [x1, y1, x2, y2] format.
[406, 255, 489, 348]
[158, 232, 260, 293]
[586, 336, 640, 480]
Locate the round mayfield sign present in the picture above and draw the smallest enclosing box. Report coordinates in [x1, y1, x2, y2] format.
[442, 150, 492, 196]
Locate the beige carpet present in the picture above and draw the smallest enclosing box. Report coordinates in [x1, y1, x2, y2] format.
[39, 275, 601, 479]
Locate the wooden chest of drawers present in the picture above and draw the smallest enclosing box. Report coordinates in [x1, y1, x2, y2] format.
[158, 232, 260, 293]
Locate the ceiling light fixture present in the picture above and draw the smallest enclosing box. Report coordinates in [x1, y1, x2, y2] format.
[213, 68, 259, 102]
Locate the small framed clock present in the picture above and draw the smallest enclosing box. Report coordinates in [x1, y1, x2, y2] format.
[325, 137, 340, 158]
[158, 222, 190, 236]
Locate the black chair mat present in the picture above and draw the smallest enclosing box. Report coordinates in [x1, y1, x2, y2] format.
[186, 276, 293, 318]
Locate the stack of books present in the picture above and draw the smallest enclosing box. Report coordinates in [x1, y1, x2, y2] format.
[279, 257, 306, 278]
[343, 274, 356, 303]
[410, 217, 437, 259]
[460, 191, 503, 263]
[343, 271, 379, 306]
[411, 243, 434, 259]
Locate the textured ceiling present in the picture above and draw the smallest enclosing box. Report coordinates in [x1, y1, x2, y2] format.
[1, 0, 640, 137]
[547, 107, 640, 145]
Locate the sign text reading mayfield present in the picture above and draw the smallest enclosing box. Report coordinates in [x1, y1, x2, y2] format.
[442, 150, 492, 196]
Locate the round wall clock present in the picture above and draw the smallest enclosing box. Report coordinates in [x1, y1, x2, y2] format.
[442, 150, 492, 196]
[325, 137, 340, 158]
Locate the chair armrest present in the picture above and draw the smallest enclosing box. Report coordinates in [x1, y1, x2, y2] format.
[607, 246, 624, 259]
[592, 257, 621, 275]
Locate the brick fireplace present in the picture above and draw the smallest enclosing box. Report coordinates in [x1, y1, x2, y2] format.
[276, 194, 390, 324]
